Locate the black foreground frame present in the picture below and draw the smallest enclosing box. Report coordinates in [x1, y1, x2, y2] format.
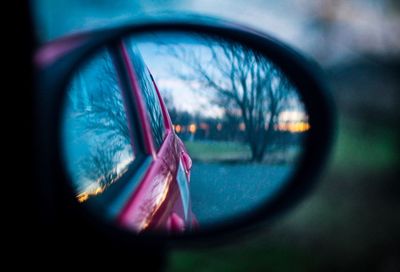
[35, 17, 335, 249]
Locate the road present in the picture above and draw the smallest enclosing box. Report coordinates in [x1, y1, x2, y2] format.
[189, 162, 294, 226]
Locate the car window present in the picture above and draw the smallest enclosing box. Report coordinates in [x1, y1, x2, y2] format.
[61, 48, 135, 202]
[127, 45, 166, 150]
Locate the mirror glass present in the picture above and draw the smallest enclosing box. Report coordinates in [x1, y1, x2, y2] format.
[61, 32, 310, 234]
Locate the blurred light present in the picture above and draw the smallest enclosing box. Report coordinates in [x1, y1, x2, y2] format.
[189, 123, 197, 134]
[239, 122, 246, 131]
[77, 193, 89, 203]
[77, 186, 104, 203]
[216, 123, 222, 131]
[174, 124, 182, 133]
[276, 122, 310, 133]
[199, 122, 209, 130]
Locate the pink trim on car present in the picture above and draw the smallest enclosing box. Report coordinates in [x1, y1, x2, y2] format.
[119, 41, 156, 157]
[149, 70, 172, 131]
[117, 132, 181, 232]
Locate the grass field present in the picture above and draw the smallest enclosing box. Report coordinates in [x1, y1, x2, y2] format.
[184, 140, 303, 164]
[183, 141, 251, 162]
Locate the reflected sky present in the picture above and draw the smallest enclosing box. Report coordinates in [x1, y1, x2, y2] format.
[131, 33, 307, 121]
[136, 34, 225, 118]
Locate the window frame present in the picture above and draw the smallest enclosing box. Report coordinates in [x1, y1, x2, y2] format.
[121, 41, 169, 154]
[148, 70, 173, 132]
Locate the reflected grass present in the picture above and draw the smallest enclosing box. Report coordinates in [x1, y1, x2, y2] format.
[184, 140, 302, 164]
[184, 141, 251, 162]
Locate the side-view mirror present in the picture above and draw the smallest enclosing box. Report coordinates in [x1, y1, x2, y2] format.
[35, 17, 334, 245]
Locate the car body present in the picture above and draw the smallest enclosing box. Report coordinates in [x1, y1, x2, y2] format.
[36, 34, 197, 233]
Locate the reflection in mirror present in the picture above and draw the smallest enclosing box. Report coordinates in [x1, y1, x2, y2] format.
[62, 49, 134, 203]
[61, 32, 309, 234]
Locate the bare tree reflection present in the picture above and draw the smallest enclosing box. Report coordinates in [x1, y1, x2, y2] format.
[80, 145, 120, 188]
[168, 39, 297, 161]
[79, 54, 130, 146]
[66, 52, 133, 196]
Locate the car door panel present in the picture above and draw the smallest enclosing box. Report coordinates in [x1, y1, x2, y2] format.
[117, 132, 186, 232]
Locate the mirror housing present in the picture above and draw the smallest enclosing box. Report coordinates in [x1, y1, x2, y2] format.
[34, 17, 335, 246]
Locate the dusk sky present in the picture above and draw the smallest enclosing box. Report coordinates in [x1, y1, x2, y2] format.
[132, 33, 308, 121]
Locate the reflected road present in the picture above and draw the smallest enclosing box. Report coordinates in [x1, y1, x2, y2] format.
[189, 162, 293, 225]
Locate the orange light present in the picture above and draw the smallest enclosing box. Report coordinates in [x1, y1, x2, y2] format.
[77, 193, 89, 203]
[277, 122, 310, 132]
[239, 122, 246, 131]
[189, 123, 197, 134]
[174, 124, 182, 133]
[76, 184, 105, 203]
